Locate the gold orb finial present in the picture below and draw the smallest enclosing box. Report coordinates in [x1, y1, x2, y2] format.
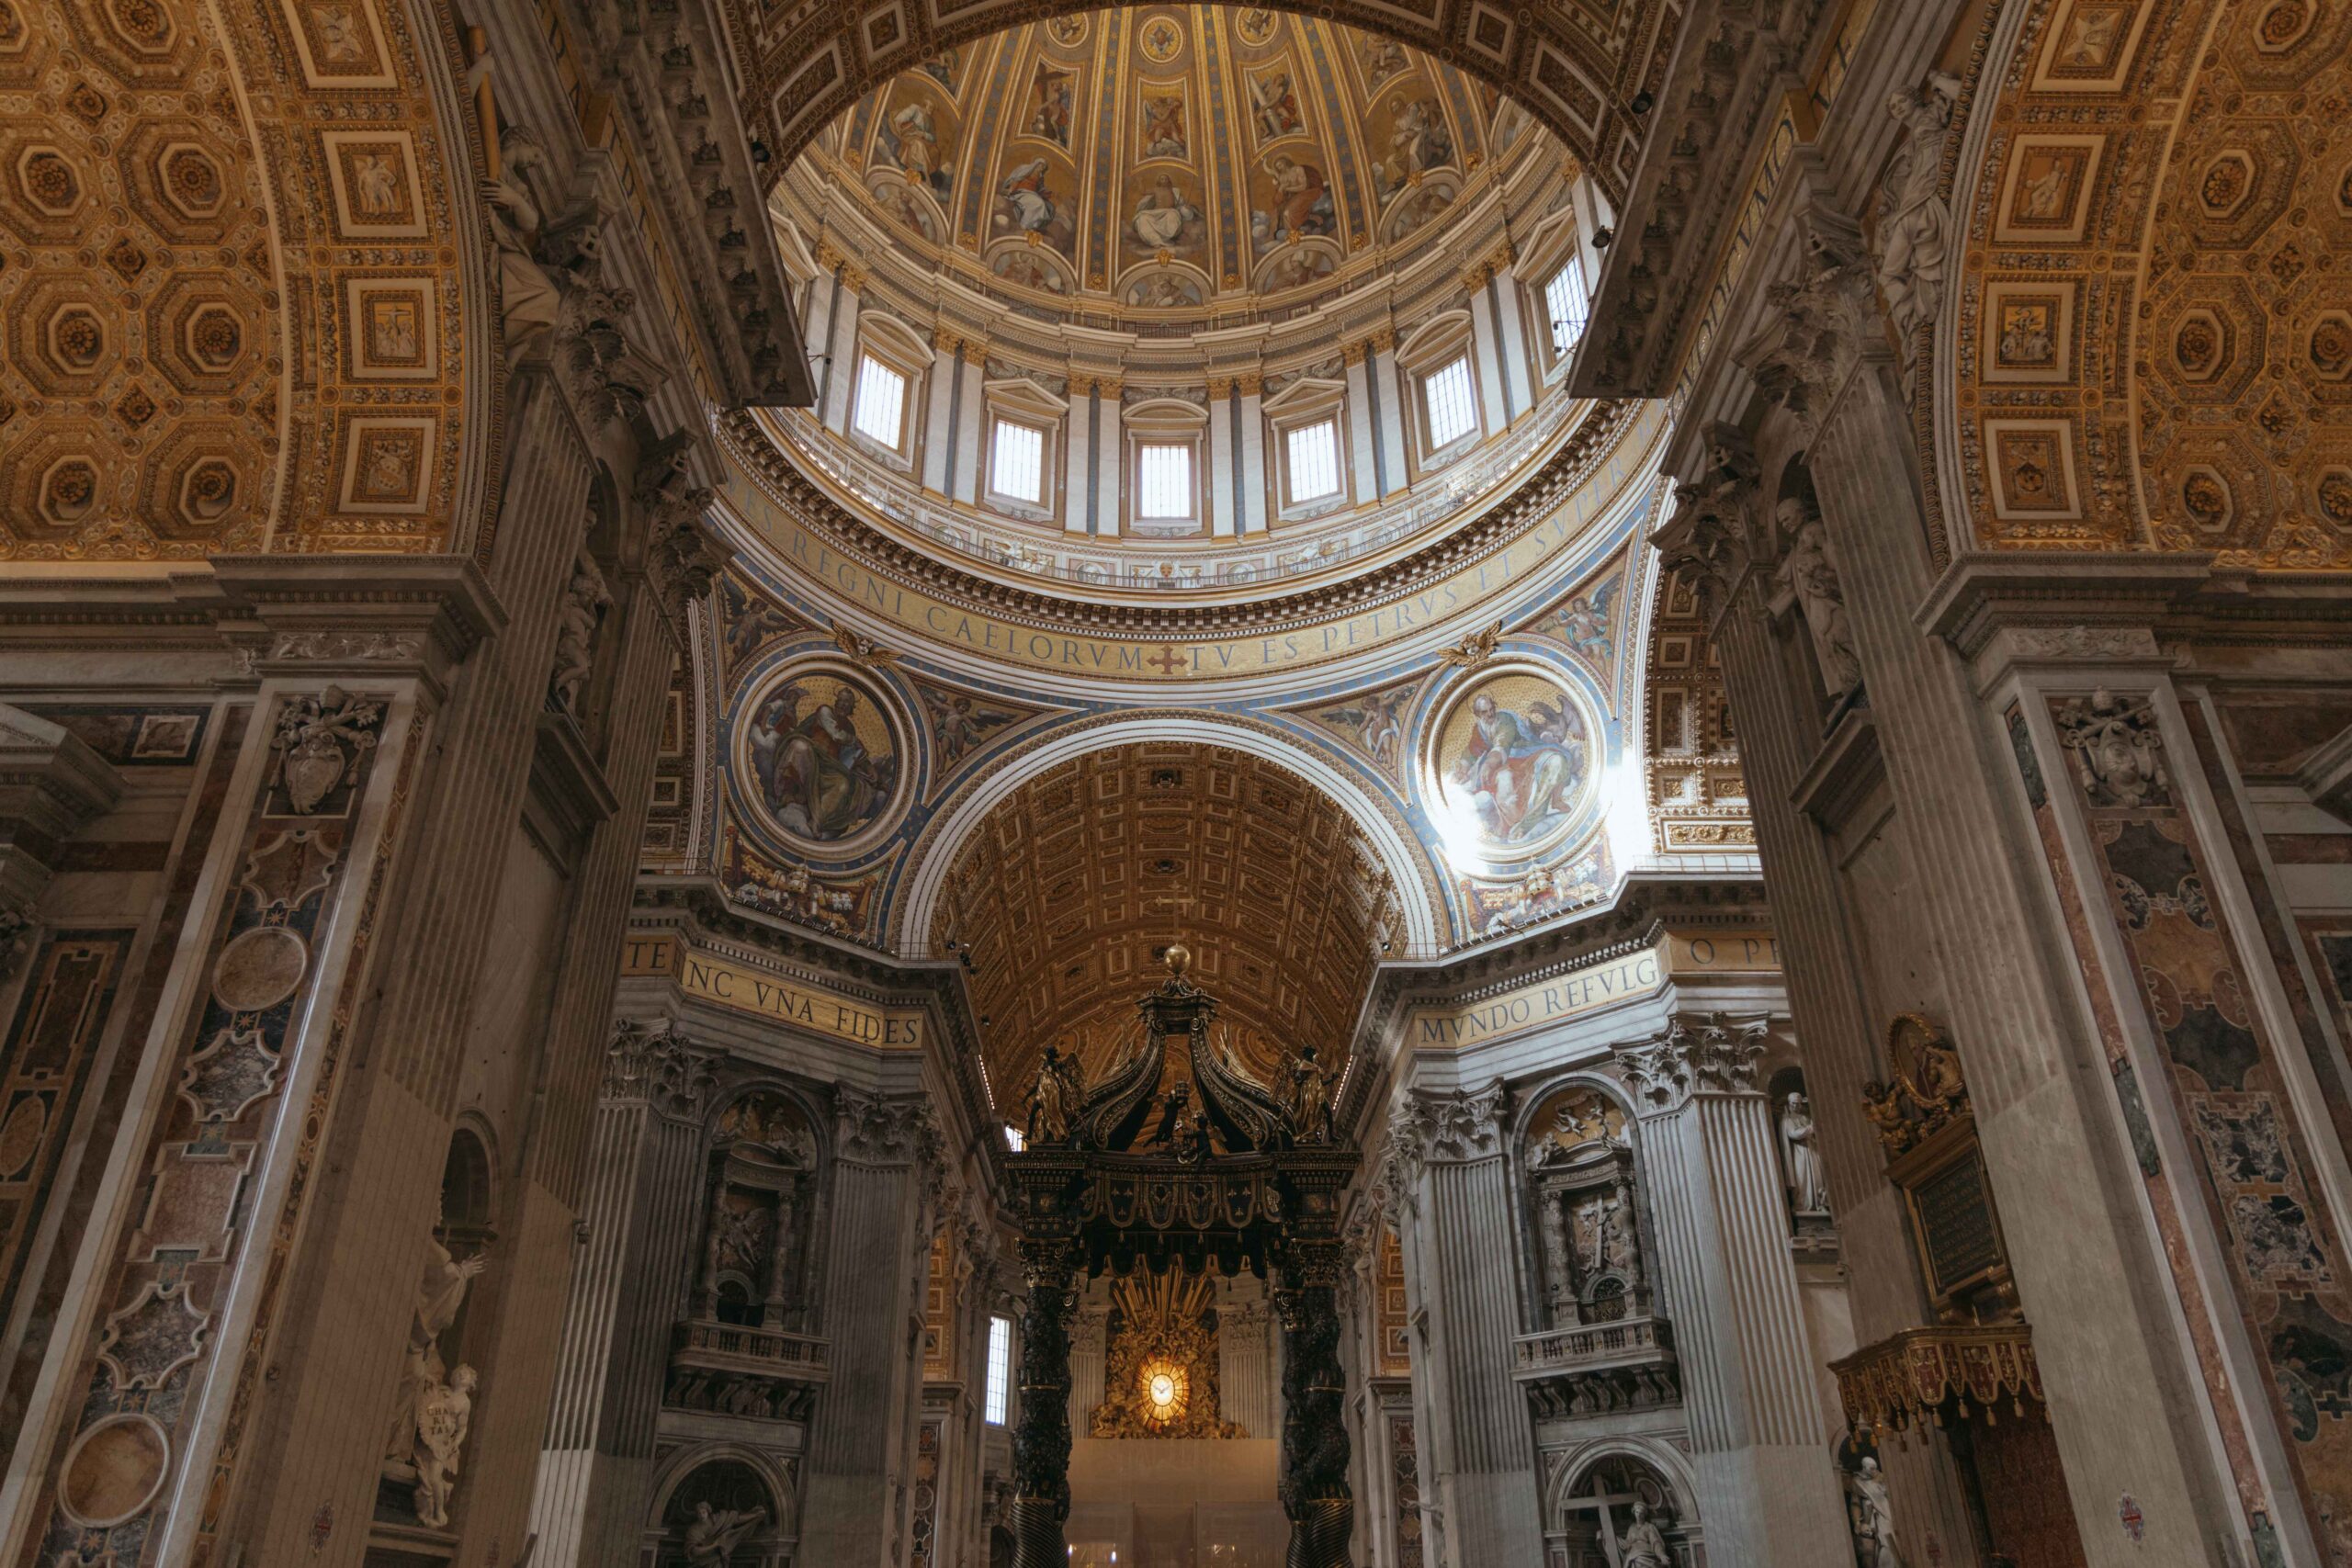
[1163, 942, 1191, 977]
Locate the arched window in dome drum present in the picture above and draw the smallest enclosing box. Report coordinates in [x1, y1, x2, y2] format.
[1545, 254, 1589, 357]
[1424, 355, 1479, 450]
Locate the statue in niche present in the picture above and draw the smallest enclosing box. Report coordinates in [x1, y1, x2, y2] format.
[382, 1229, 489, 1522]
[548, 547, 611, 712]
[1781, 1091, 1830, 1215]
[1620, 1500, 1672, 1568]
[1873, 73, 1962, 355]
[412, 1364, 478, 1529]
[1284, 1044, 1334, 1144]
[1847, 1457, 1904, 1568]
[1773, 494, 1861, 699]
[684, 1500, 768, 1565]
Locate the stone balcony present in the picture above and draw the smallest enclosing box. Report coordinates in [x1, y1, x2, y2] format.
[1512, 1291, 1682, 1418]
[664, 1316, 832, 1422]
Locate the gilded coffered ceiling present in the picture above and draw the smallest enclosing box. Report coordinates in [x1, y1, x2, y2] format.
[803, 6, 1561, 313]
[0, 0, 476, 558]
[932, 740, 1392, 1096]
[723, 1, 1686, 209]
[1955, 0, 2352, 568]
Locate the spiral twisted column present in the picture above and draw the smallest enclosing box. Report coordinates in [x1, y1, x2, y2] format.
[1276, 1235, 1355, 1568]
[1011, 1236, 1080, 1568]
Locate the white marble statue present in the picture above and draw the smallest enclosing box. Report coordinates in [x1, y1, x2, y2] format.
[1781, 1091, 1830, 1214]
[384, 1232, 488, 1502]
[1619, 1500, 1671, 1568]
[1873, 73, 1962, 353]
[1773, 496, 1862, 697]
[685, 1500, 768, 1565]
[549, 548, 610, 711]
[480, 128, 564, 353]
[411, 1363, 478, 1529]
[1849, 1457, 1905, 1568]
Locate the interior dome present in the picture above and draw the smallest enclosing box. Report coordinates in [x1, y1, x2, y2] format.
[796, 6, 1558, 321]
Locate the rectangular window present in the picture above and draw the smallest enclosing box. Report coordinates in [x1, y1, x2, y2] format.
[853, 354, 907, 447]
[1544, 255, 1589, 357]
[992, 418, 1045, 504]
[1424, 355, 1478, 448]
[1003, 1123, 1026, 1153]
[1137, 443, 1193, 519]
[984, 1315, 1013, 1425]
[1285, 419, 1341, 502]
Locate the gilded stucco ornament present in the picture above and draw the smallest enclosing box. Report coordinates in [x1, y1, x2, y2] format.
[1860, 1013, 1969, 1157]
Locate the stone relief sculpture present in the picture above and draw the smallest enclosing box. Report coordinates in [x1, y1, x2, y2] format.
[549, 547, 612, 712]
[1772, 495, 1862, 699]
[381, 1229, 488, 1526]
[2053, 689, 2168, 807]
[1873, 73, 1962, 358]
[684, 1500, 767, 1564]
[1781, 1091, 1830, 1215]
[271, 688, 384, 815]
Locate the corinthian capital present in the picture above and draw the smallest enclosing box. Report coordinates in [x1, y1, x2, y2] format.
[1733, 195, 1873, 434]
[603, 1017, 717, 1119]
[834, 1087, 944, 1170]
[1615, 1012, 1772, 1112]
[1378, 1081, 1512, 1210]
[1652, 423, 1765, 615]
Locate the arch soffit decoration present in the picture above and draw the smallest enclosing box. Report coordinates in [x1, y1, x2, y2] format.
[0, 0, 488, 559]
[723, 1, 1679, 210]
[644, 1439, 792, 1527]
[1940, 0, 2352, 570]
[1507, 1068, 1639, 1150]
[891, 711, 1447, 958]
[1544, 1438, 1704, 1522]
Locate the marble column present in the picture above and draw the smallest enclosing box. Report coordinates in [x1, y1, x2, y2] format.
[1067, 378, 1096, 536]
[1465, 263, 1513, 433]
[1343, 342, 1383, 503]
[1369, 332, 1407, 493]
[922, 332, 961, 495]
[1383, 1083, 1542, 1565]
[820, 264, 865, 434]
[1613, 1012, 1849, 1564]
[1093, 381, 1123, 539]
[950, 349, 985, 505]
[800, 1090, 943, 1566]
[1236, 374, 1267, 536]
[526, 1021, 716, 1566]
[1215, 1279, 1276, 1438]
[1209, 378, 1240, 537]
[1487, 260, 1532, 421]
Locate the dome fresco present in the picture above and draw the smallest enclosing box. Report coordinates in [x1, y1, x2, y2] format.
[809, 5, 1552, 320]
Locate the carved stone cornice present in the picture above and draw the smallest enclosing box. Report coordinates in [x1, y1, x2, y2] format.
[1573, 0, 1836, 399]
[1614, 1012, 1771, 1113]
[722, 395, 1639, 637]
[603, 1017, 718, 1120]
[211, 555, 508, 702]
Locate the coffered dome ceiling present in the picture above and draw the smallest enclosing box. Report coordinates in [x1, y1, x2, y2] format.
[802, 6, 1557, 319]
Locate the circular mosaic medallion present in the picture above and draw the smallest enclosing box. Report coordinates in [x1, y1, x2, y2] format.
[1427, 667, 1596, 860]
[211, 924, 309, 1013]
[733, 662, 908, 857]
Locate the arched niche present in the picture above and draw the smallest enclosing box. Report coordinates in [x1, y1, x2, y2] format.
[1515, 1080, 1642, 1331]
[693, 1087, 823, 1332]
[649, 1450, 787, 1568]
[1551, 1448, 1702, 1568]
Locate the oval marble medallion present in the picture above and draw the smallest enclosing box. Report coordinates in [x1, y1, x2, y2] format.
[211, 925, 309, 1013]
[59, 1414, 169, 1527]
[0, 1094, 46, 1179]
